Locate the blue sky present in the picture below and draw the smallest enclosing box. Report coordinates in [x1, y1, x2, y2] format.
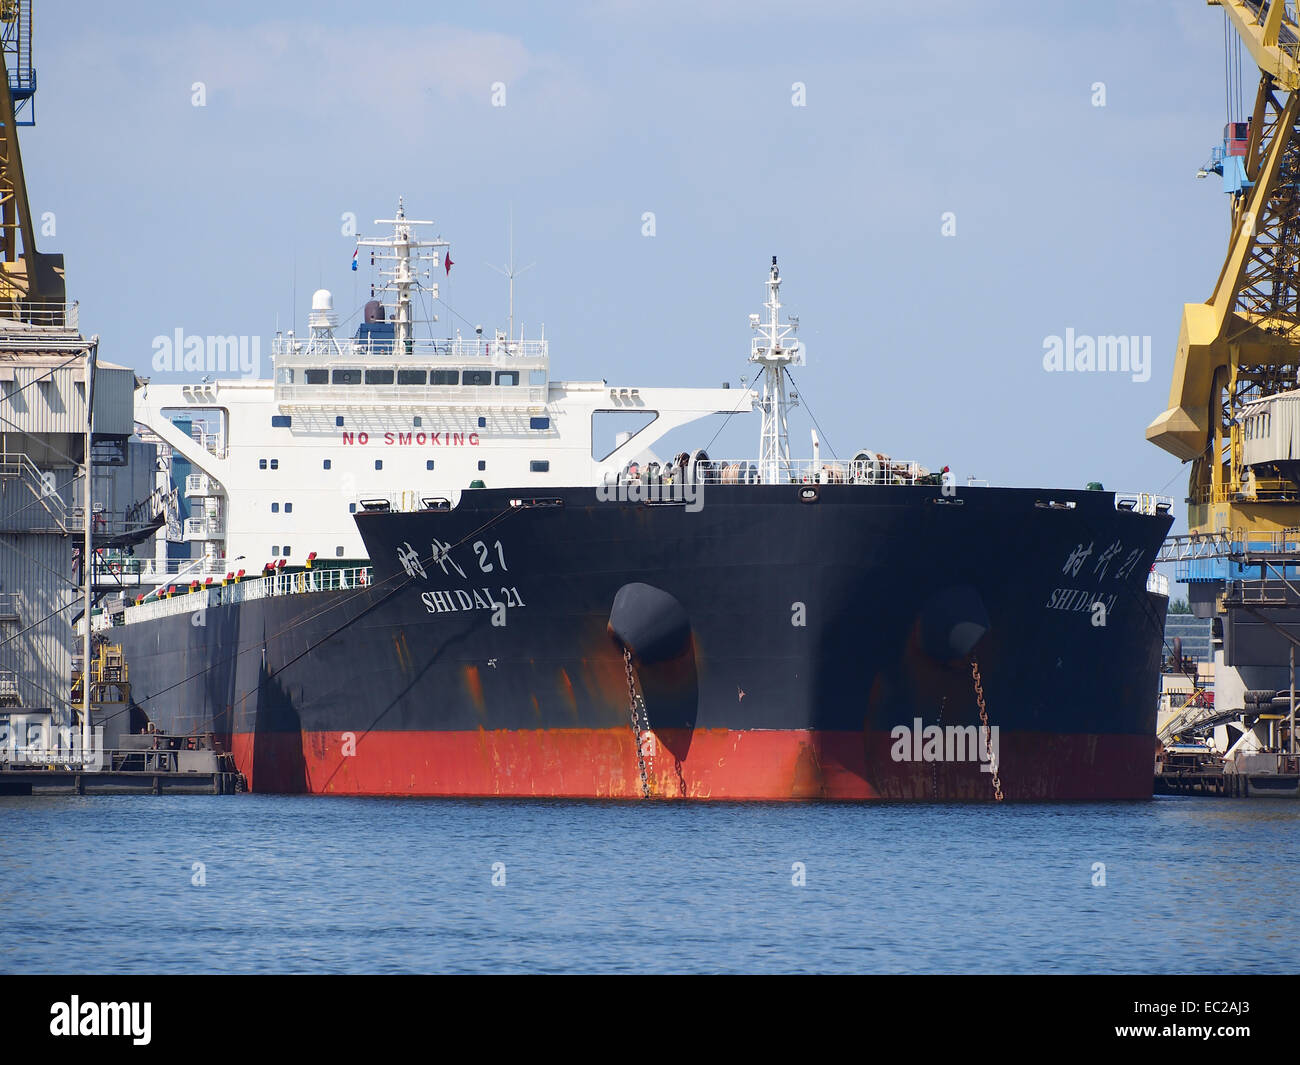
[22, 1, 1235, 526]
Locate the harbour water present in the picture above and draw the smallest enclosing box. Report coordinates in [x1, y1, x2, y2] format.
[3, 795, 1297, 974]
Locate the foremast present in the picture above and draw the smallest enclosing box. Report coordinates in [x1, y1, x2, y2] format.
[749, 257, 801, 485]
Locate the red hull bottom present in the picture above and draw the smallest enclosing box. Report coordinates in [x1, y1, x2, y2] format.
[229, 729, 1156, 801]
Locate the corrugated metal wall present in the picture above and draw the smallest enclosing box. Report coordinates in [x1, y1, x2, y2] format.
[91, 365, 135, 436]
[0, 359, 135, 436]
[0, 533, 73, 718]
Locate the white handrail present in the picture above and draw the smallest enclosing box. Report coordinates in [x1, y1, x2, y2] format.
[96, 566, 374, 631]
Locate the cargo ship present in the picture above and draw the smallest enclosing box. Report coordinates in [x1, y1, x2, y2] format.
[102, 203, 1173, 799]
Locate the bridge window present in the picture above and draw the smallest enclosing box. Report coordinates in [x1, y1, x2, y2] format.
[431, 370, 459, 385]
[426, 460, 435, 470]
[349, 503, 356, 513]
[496, 371, 519, 386]
[270, 459, 279, 470]
[285, 503, 293, 513]
[530, 460, 549, 473]
[333, 369, 361, 385]
[365, 369, 394, 385]
[398, 370, 427, 385]
[323, 459, 331, 470]
[336, 546, 344, 557]
[271, 415, 292, 428]
[336, 416, 345, 427]
[478, 460, 486, 471]
[413, 417, 422, 427]
[530, 416, 550, 430]
[375, 460, 383, 471]
[259, 459, 267, 470]
[305, 369, 328, 385]
[271, 503, 279, 513]
[272, 545, 279, 554]
[463, 369, 492, 387]
[477, 416, 486, 428]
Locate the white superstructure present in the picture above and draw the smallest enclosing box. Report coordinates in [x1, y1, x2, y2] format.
[132, 202, 753, 579]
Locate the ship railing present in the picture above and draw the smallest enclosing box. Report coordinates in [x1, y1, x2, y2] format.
[182, 517, 224, 540]
[134, 557, 229, 580]
[1147, 570, 1170, 596]
[610, 456, 934, 487]
[1113, 492, 1174, 516]
[184, 472, 221, 497]
[99, 565, 375, 629]
[271, 335, 549, 362]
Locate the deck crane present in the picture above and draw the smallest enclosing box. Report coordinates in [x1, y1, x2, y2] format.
[1147, 0, 1300, 536]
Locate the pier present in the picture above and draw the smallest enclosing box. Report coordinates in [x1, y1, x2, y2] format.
[0, 745, 243, 795]
[1156, 752, 1300, 798]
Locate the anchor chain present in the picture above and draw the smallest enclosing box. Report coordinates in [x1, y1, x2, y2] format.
[624, 648, 653, 798]
[970, 657, 1004, 802]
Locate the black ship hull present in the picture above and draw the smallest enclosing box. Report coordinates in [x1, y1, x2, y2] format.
[113, 484, 1171, 799]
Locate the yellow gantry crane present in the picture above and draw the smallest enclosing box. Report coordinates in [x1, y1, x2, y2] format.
[1148, 0, 1300, 535]
[0, 0, 62, 314]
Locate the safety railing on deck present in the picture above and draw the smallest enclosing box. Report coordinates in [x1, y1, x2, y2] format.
[1113, 492, 1174, 516]
[608, 455, 934, 487]
[271, 335, 549, 362]
[96, 565, 375, 630]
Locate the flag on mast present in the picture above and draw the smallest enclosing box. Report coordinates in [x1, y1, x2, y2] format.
[351, 248, 359, 271]
[444, 251, 454, 276]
